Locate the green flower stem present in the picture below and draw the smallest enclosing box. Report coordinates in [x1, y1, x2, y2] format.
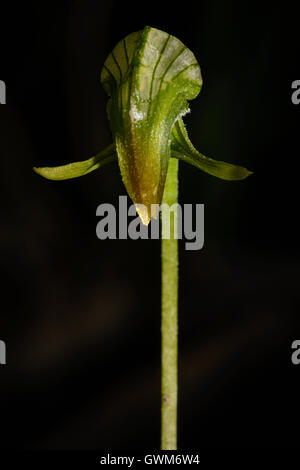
[161, 157, 179, 450]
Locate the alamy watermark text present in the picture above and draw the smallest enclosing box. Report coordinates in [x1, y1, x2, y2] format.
[96, 196, 204, 251]
[0, 80, 6, 104]
[0, 340, 6, 365]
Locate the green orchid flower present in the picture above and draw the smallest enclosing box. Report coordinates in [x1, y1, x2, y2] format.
[33, 25, 253, 450]
[33, 25, 252, 225]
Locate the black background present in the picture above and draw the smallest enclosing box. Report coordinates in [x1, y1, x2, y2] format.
[0, 0, 299, 450]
